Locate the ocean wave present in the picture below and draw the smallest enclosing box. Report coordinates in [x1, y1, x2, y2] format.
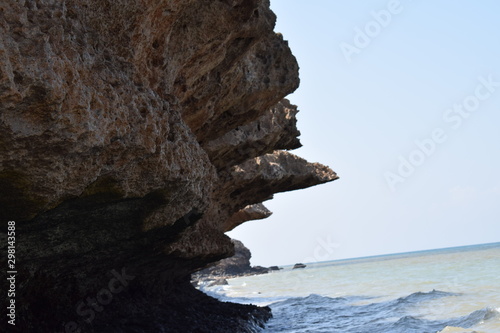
[387, 307, 499, 333]
[263, 292, 498, 333]
[447, 307, 500, 328]
[200, 285, 290, 307]
[396, 289, 460, 304]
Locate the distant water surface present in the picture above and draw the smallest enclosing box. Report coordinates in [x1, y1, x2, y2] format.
[204, 242, 500, 333]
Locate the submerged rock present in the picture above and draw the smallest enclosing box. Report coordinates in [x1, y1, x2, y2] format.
[208, 278, 229, 287]
[293, 263, 307, 269]
[0, 0, 337, 331]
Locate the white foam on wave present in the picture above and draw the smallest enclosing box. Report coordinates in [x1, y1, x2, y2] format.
[437, 326, 481, 333]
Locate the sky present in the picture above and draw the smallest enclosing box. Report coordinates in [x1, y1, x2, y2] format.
[228, 0, 500, 267]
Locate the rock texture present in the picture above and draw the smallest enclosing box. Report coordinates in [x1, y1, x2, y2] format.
[192, 239, 270, 285]
[224, 204, 272, 232]
[0, 0, 338, 332]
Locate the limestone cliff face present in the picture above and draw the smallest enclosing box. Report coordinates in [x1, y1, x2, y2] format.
[0, 1, 338, 331]
[193, 239, 270, 283]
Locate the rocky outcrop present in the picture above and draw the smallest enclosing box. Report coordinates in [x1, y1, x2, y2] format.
[0, 0, 338, 332]
[223, 203, 272, 232]
[192, 239, 270, 285]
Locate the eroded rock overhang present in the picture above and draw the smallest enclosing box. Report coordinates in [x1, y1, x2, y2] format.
[0, 0, 338, 331]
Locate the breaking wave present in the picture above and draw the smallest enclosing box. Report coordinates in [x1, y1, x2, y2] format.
[263, 291, 499, 333]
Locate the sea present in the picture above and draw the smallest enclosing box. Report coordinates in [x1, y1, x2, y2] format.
[202, 242, 500, 333]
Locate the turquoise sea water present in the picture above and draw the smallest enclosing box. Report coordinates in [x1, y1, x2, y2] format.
[204, 242, 500, 332]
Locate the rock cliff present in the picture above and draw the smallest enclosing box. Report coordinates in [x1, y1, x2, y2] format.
[192, 239, 270, 285]
[0, 0, 338, 332]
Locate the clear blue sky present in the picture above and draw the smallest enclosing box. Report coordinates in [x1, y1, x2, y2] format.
[228, 0, 500, 267]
